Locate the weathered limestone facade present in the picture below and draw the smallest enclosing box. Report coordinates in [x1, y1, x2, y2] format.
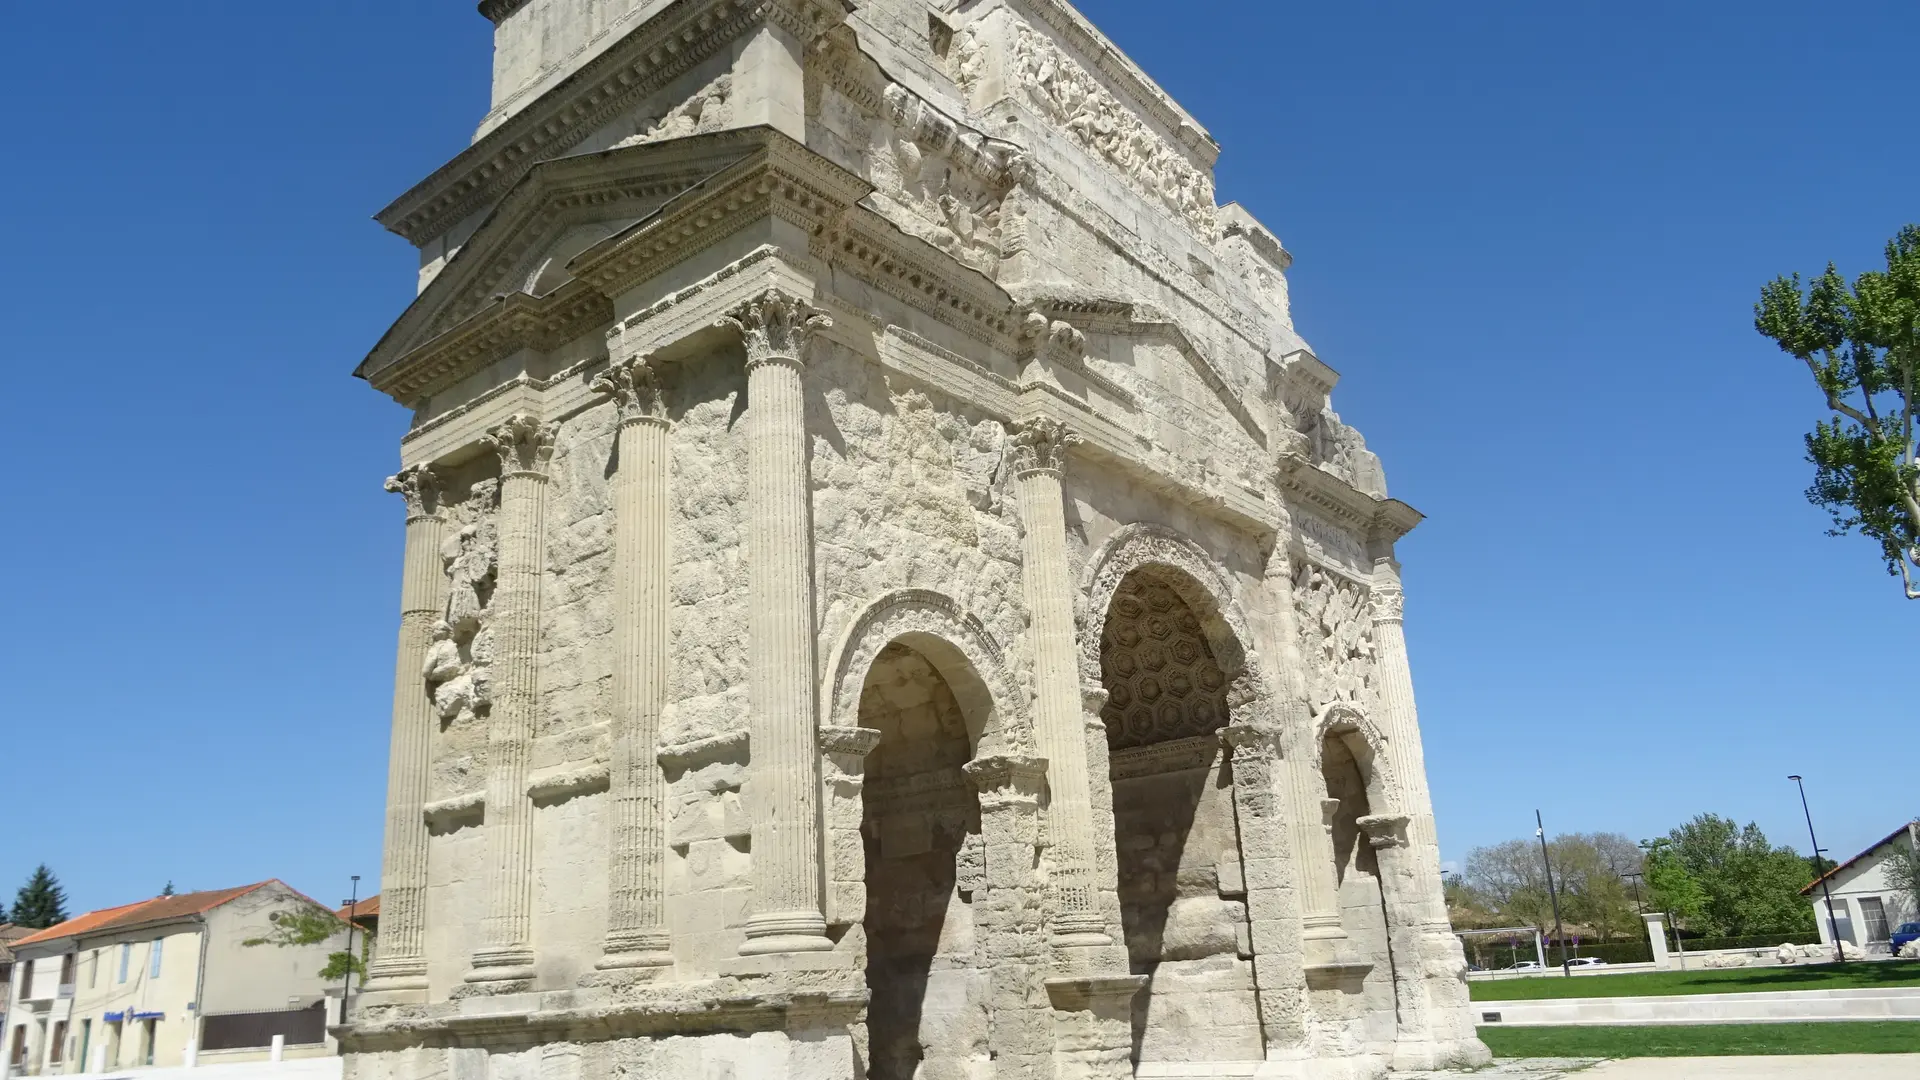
[346, 2, 1488, 1077]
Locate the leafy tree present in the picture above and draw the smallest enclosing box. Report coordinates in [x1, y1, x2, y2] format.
[1755, 225, 1920, 599]
[1883, 827, 1920, 922]
[242, 901, 345, 949]
[1642, 837, 1707, 930]
[1463, 832, 1644, 940]
[242, 900, 361, 983]
[12, 865, 69, 930]
[1654, 814, 1817, 937]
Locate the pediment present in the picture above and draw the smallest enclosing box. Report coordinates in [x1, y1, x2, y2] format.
[358, 130, 771, 383]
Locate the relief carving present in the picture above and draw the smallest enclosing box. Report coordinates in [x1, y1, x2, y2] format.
[874, 83, 1029, 277]
[425, 480, 500, 726]
[616, 72, 733, 148]
[957, 21, 1216, 234]
[1294, 562, 1375, 714]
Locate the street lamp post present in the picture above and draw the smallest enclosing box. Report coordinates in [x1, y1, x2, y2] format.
[1536, 810, 1571, 976]
[1623, 871, 1646, 915]
[1788, 776, 1845, 965]
[342, 875, 362, 1007]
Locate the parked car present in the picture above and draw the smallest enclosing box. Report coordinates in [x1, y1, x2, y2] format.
[1504, 961, 1544, 973]
[1892, 923, 1920, 956]
[1566, 957, 1609, 968]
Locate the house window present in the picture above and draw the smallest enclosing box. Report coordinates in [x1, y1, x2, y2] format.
[149, 939, 162, 979]
[48, 1021, 66, 1064]
[1860, 896, 1891, 943]
[1828, 899, 1857, 944]
[59, 953, 76, 988]
[88, 950, 98, 988]
[118, 943, 131, 984]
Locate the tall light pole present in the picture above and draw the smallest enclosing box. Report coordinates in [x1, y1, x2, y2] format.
[1623, 871, 1646, 915]
[342, 875, 362, 1007]
[1788, 776, 1845, 965]
[1536, 810, 1571, 976]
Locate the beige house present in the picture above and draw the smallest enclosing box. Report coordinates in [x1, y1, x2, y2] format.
[1801, 821, 1920, 954]
[3, 881, 351, 1076]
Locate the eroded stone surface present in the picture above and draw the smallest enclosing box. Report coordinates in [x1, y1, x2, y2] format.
[349, 1, 1485, 1076]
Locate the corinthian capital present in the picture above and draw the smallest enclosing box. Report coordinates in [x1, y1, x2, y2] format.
[482, 414, 557, 477]
[716, 288, 832, 371]
[1369, 580, 1405, 624]
[385, 464, 442, 520]
[1007, 416, 1080, 477]
[591, 354, 668, 426]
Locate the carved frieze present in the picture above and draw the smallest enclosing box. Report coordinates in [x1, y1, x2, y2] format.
[1294, 561, 1375, 715]
[616, 73, 734, 148]
[955, 19, 1217, 234]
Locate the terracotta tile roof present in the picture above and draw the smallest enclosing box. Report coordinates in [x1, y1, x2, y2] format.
[10, 881, 280, 949]
[335, 894, 379, 922]
[1800, 821, 1919, 896]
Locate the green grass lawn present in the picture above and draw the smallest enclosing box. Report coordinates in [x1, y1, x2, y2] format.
[1470, 961, 1920, 1001]
[1480, 1021, 1920, 1058]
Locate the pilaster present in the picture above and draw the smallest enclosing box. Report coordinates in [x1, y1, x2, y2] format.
[1261, 523, 1345, 950]
[464, 413, 555, 992]
[721, 287, 835, 956]
[364, 464, 443, 998]
[1221, 722, 1310, 1058]
[1009, 418, 1113, 954]
[593, 357, 674, 974]
[964, 754, 1053, 1080]
[1367, 554, 1489, 1067]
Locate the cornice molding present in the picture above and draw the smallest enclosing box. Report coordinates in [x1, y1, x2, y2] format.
[477, 0, 530, 25]
[379, 0, 852, 247]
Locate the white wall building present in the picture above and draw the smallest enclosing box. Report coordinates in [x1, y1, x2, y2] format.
[1801, 821, 1919, 954]
[3, 882, 352, 1077]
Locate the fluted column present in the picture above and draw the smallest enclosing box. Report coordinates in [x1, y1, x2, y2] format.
[1220, 722, 1309, 1058]
[365, 464, 443, 994]
[594, 357, 674, 972]
[1009, 418, 1110, 949]
[720, 288, 835, 956]
[1261, 522, 1345, 943]
[1369, 554, 1489, 1067]
[465, 413, 555, 989]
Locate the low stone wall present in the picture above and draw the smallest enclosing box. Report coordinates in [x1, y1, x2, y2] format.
[1474, 986, 1920, 1027]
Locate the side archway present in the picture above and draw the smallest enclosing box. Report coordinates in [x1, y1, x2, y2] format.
[820, 588, 1025, 757]
[1313, 700, 1401, 814]
[817, 590, 1019, 1080]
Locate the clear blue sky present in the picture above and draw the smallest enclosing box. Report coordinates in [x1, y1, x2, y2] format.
[0, 2, 1911, 915]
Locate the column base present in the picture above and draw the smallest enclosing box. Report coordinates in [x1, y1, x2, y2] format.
[462, 945, 536, 992]
[597, 928, 674, 971]
[739, 911, 834, 955]
[361, 959, 429, 995]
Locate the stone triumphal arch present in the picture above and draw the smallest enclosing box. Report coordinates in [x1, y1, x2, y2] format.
[343, 2, 1487, 1077]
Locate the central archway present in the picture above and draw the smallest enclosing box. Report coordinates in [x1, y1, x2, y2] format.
[1086, 532, 1269, 1068]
